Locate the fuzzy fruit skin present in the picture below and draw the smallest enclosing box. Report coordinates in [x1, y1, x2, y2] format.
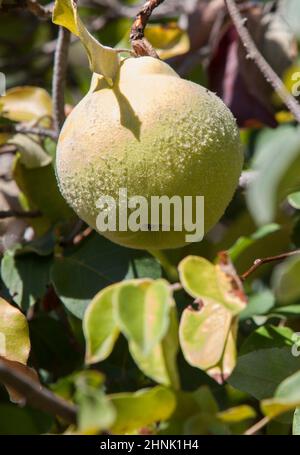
[56, 57, 243, 250]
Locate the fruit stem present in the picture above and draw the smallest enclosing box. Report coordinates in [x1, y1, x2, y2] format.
[130, 0, 165, 57]
[148, 249, 179, 282]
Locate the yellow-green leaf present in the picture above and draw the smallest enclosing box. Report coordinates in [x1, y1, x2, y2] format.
[52, 0, 119, 83]
[0, 298, 30, 364]
[206, 318, 238, 383]
[9, 134, 52, 169]
[129, 306, 180, 389]
[110, 386, 176, 434]
[114, 279, 172, 355]
[179, 256, 246, 315]
[84, 284, 120, 364]
[217, 405, 256, 423]
[179, 298, 232, 371]
[145, 24, 190, 60]
[261, 370, 300, 419]
[0, 86, 52, 122]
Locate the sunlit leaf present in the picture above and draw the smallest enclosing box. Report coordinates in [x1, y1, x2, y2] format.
[129, 306, 180, 388]
[8, 134, 52, 168]
[84, 284, 120, 364]
[288, 191, 300, 209]
[114, 279, 172, 355]
[206, 318, 238, 383]
[179, 298, 232, 371]
[179, 255, 246, 315]
[0, 298, 30, 364]
[262, 371, 300, 419]
[52, 0, 119, 83]
[0, 86, 52, 122]
[217, 405, 256, 423]
[110, 386, 176, 434]
[145, 24, 190, 60]
[293, 408, 300, 435]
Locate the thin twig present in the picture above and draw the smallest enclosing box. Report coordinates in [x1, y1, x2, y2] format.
[225, 0, 300, 124]
[0, 144, 18, 155]
[0, 210, 41, 219]
[244, 416, 270, 435]
[241, 249, 300, 281]
[0, 124, 58, 140]
[0, 358, 77, 424]
[130, 0, 165, 57]
[52, 26, 70, 134]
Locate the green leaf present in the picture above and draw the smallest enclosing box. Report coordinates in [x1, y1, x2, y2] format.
[272, 256, 300, 304]
[293, 408, 300, 435]
[51, 232, 161, 319]
[217, 405, 256, 423]
[13, 158, 74, 232]
[0, 297, 30, 364]
[178, 256, 246, 314]
[129, 305, 180, 388]
[0, 405, 52, 435]
[84, 284, 120, 364]
[246, 125, 300, 225]
[240, 325, 294, 355]
[179, 298, 232, 371]
[9, 134, 52, 168]
[262, 371, 300, 419]
[288, 191, 300, 209]
[114, 279, 172, 355]
[1, 249, 52, 311]
[229, 347, 300, 400]
[110, 386, 176, 434]
[228, 224, 280, 262]
[52, 0, 119, 83]
[239, 288, 275, 320]
[74, 371, 116, 433]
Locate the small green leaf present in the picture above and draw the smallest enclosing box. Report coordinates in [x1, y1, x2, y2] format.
[67, 370, 116, 433]
[9, 134, 52, 168]
[272, 256, 300, 304]
[110, 386, 176, 434]
[228, 224, 280, 262]
[52, 0, 119, 83]
[1, 249, 52, 312]
[179, 256, 246, 315]
[262, 371, 300, 419]
[114, 279, 172, 355]
[288, 191, 300, 209]
[84, 284, 120, 364]
[293, 408, 300, 435]
[217, 405, 256, 423]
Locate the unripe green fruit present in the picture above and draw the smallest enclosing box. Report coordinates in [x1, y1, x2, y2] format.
[56, 57, 243, 250]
